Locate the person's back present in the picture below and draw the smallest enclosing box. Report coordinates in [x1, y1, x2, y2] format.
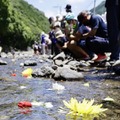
[64, 13, 76, 39]
[90, 14, 108, 38]
[40, 32, 47, 55]
[41, 33, 46, 44]
[78, 13, 108, 38]
[77, 11, 108, 37]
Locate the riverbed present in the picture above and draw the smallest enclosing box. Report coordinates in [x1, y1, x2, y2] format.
[0, 52, 120, 120]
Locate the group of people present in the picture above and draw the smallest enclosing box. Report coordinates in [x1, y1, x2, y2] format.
[33, 32, 51, 55]
[34, 0, 120, 63]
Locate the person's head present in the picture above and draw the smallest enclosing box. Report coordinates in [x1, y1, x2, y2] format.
[61, 15, 66, 21]
[34, 41, 38, 45]
[65, 13, 74, 24]
[41, 31, 45, 35]
[48, 17, 55, 24]
[65, 4, 72, 13]
[56, 14, 60, 21]
[77, 10, 91, 25]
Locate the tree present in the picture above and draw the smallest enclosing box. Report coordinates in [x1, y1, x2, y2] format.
[0, 0, 50, 50]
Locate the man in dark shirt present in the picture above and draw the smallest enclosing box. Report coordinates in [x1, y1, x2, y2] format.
[77, 10, 110, 62]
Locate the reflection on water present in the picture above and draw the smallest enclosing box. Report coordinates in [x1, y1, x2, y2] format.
[0, 58, 120, 120]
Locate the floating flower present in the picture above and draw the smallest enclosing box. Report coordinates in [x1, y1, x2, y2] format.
[83, 83, 90, 87]
[20, 86, 27, 89]
[63, 98, 107, 120]
[11, 73, 16, 76]
[31, 101, 44, 106]
[103, 96, 114, 102]
[52, 82, 65, 91]
[44, 102, 53, 108]
[22, 68, 33, 78]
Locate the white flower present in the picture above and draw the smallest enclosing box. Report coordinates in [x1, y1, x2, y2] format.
[44, 102, 53, 108]
[31, 101, 44, 106]
[20, 86, 27, 89]
[52, 82, 65, 91]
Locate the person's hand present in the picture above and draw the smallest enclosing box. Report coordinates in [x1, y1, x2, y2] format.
[62, 42, 68, 49]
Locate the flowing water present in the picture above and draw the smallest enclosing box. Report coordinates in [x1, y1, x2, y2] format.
[0, 56, 120, 120]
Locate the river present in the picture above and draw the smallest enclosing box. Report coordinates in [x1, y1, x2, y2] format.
[0, 53, 120, 120]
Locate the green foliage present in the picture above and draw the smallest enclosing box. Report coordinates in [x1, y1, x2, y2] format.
[0, 0, 50, 50]
[90, 1, 106, 15]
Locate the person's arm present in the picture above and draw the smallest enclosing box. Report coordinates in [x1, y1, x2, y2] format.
[81, 15, 99, 39]
[67, 30, 82, 41]
[81, 28, 97, 39]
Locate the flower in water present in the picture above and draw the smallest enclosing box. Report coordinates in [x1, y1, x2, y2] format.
[31, 101, 44, 106]
[103, 96, 114, 102]
[31, 101, 53, 108]
[22, 68, 33, 78]
[63, 98, 107, 120]
[20, 86, 27, 89]
[52, 82, 65, 91]
[44, 102, 53, 108]
[83, 83, 90, 87]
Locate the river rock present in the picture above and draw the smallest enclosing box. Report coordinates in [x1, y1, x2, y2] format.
[112, 60, 120, 75]
[24, 60, 37, 66]
[0, 52, 7, 58]
[32, 66, 55, 78]
[54, 65, 84, 81]
[67, 60, 80, 67]
[53, 52, 66, 61]
[51, 65, 58, 70]
[0, 59, 7, 65]
[54, 59, 63, 66]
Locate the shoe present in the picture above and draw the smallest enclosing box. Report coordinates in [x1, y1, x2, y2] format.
[94, 54, 107, 62]
[91, 54, 98, 61]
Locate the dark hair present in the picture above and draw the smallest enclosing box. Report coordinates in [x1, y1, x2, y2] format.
[48, 17, 54, 24]
[65, 4, 71, 9]
[77, 10, 90, 22]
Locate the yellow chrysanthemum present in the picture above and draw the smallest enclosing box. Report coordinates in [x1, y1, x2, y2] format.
[22, 68, 33, 77]
[63, 98, 79, 114]
[63, 98, 107, 119]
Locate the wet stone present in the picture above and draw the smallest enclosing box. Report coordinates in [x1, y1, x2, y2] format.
[0, 59, 7, 65]
[24, 60, 37, 66]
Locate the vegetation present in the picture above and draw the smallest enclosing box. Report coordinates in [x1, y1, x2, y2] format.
[90, 1, 106, 15]
[0, 0, 50, 50]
